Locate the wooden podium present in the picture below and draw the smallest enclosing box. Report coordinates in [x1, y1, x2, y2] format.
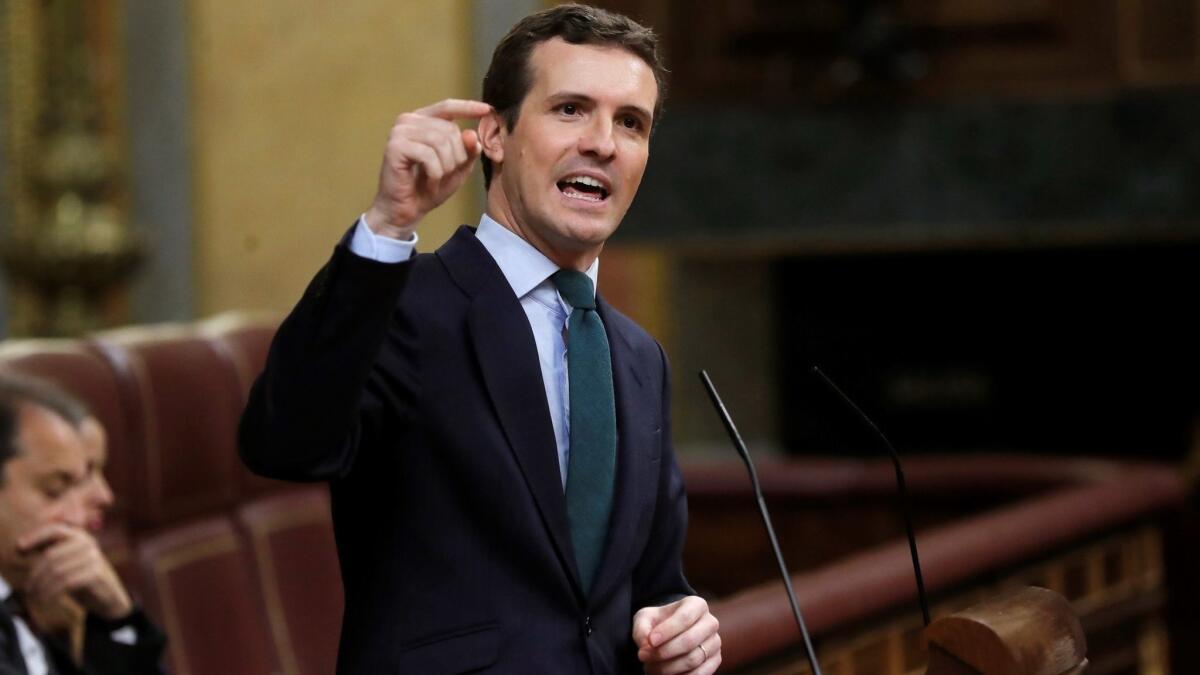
[925, 587, 1087, 675]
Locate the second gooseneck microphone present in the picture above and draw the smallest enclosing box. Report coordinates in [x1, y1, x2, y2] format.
[812, 366, 931, 627]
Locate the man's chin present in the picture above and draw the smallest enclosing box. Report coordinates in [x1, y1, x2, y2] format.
[553, 214, 620, 247]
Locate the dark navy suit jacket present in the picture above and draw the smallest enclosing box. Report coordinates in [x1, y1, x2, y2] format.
[0, 605, 165, 675]
[239, 226, 691, 674]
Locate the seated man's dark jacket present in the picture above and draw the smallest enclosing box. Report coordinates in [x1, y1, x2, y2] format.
[239, 226, 692, 674]
[0, 606, 165, 675]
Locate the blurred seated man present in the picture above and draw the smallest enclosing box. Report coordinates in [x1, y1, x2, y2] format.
[24, 408, 119, 663]
[0, 374, 164, 674]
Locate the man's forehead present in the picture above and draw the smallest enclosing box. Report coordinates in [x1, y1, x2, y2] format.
[13, 404, 87, 475]
[81, 417, 108, 462]
[526, 38, 657, 106]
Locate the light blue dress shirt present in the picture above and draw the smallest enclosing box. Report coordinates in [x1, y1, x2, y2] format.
[349, 214, 599, 488]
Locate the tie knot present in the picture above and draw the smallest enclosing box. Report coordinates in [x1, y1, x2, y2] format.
[551, 269, 595, 310]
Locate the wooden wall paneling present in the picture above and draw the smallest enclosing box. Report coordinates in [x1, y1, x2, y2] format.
[596, 0, 1144, 101]
[1119, 0, 1200, 85]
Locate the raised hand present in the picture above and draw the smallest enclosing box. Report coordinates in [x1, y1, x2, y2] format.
[364, 98, 492, 239]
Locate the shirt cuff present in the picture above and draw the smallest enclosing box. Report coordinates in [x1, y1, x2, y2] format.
[349, 214, 418, 263]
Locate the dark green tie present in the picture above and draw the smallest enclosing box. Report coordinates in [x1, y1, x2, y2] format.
[552, 269, 616, 593]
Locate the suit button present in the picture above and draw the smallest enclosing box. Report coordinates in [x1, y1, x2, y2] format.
[584, 616, 593, 636]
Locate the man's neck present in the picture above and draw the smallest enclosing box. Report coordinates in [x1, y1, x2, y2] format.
[483, 204, 600, 272]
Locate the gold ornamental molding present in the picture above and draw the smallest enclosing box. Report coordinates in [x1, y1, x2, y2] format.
[2, 0, 41, 251]
[0, 0, 141, 337]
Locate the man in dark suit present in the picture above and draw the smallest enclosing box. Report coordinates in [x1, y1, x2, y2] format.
[0, 375, 164, 674]
[239, 4, 721, 673]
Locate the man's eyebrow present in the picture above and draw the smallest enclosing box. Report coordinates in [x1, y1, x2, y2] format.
[546, 91, 595, 105]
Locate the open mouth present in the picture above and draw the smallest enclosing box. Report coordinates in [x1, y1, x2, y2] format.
[557, 174, 610, 202]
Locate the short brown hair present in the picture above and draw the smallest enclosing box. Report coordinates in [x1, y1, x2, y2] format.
[0, 372, 89, 478]
[480, 3, 668, 187]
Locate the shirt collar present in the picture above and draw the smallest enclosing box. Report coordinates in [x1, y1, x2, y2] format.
[0, 572, 11, 601]
[476, 214, 599, 301]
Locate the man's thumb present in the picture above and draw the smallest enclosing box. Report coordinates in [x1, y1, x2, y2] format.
[462, 129, 481, 157]
[632, 605, 667, 646]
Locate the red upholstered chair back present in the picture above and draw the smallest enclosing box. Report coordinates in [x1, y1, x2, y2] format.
[202, 312, 286, 498]
[199, 312, 278, 395]
[90, 326, 248, 527]
[238, 487, 343, 675]
[137, 517, 282, 675]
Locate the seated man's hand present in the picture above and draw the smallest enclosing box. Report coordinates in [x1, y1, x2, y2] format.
[18, 524, 132, 621]
[28, 595, 87, 665]
[27, 592, 85, 635]
[633, 595, 721, 674]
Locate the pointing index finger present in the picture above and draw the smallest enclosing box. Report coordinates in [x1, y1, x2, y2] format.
[415, 98, 493, 121]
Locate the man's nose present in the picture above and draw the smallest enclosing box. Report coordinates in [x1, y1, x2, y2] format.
[62, 491, 89, 528]
[578, 117, 616, 159]
[97, 476, 115, 507]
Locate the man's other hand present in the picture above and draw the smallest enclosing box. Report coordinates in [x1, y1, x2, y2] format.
[633, 595, 721, 674]
[365, 98, 492, 239]
[18, 524, 132, 621]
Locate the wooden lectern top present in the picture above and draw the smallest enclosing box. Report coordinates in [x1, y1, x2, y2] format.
[925, 586, 1086, 675]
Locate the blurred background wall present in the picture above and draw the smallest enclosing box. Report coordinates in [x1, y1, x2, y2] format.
[186, 1, 479, 315]
[594, 0, 1200, 464]
[0, 0, 486, 331]
[1, 0, 1198, 464]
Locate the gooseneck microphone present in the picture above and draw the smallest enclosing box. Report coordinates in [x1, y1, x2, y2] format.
[811, 366, 931, 627]
[699, 370, 823, 675]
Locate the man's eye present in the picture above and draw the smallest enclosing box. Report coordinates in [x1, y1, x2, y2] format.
[620, 116, 642, 130]
[559, 103, 578, 115]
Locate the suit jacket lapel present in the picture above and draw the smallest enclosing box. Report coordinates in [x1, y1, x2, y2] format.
[0, 605, 30, 675]
[438, 227, 584, 600]
[591, 297, 656, 599]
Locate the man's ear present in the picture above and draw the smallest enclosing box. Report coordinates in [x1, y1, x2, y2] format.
[477, 110, 505, 165]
